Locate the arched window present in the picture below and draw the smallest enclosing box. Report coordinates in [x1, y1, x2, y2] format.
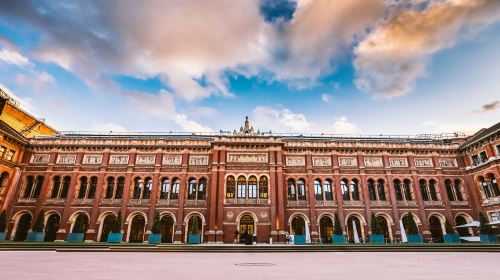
[50, 176, 61, 198]
[324, 180, 333, 201]
[105, 177, 115, 199]
[394, 179, 403, 201]
[314, 179, 323, 201]
[60, 176, 70, 198]
[377, 179, 386, 201]
[237, 176, 247, 199]
[160, 177, 170, 199]
[297, 179, 306, 200]
[226, 176, 235, 198]
[87, 176, 97, 199]
[198, 178, 207, 200]
[23, 176, 35, 198]
[368, 179, 376, 201]
[259, 176, 268, 199]
[132, 177, 142, 199]
[115, 177, 125, 199]
[429, 179, 438, 201]
[78, 177, 88, 199]
[187, 179, 197, 200]
[248, 176, 257, 199]
[143, 177, 152, 199]
[403, 179, 412, 201]
[420, 179, 429, 201]
[288, 179, 296, 200]
[454, 179, 464, 201]
[171, 178, 179, 199]
[350, 179, 360, 201]
[445, 179, 455, 201]
[341, 179, 349, 201]
[481, 174, 500, 198]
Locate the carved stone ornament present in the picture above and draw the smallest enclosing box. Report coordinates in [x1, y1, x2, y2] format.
[189, 155, 209, 165]
[109, 155, 129, 165]
[414, 158, 433, 168]
[439, 158, 458, 168]
[312, 157, 331, 167]
[364, 157, 383, 167]
[227, 153, 268, 163]
[163, 155, 182, 165]
[30, 154, 50, 164]
[82, 154, 103, 165]
[56, 154, 77, 164]
[389, 158, 408, 168]
[136, 155, 156, 165]
[286, 156, 305, 166]
[339, 157, 357, 167]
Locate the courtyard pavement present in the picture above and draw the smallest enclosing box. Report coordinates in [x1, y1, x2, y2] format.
[0, 251, 498, 280]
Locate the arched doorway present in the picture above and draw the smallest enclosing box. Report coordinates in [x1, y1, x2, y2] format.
[429, 216, 444, 243]
[347, 216, 362, 243]
[377, 215, 390, 241]
[100, 215, 116, 242]
[455, 215, 471, 236]
[44, 214, 60, 242]
[319, 216, 333, 243]
[160, 215, 174, 243]
[291, 215, 306, 244]
[14, 213, 32, 241]
[129, 215, 145, 243]
[187, 215, 203, 244]
[239, 214, 255, 244]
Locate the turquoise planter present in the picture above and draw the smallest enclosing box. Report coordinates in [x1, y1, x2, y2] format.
[407, 234, 423, 243]
[66, 233, 85, 243]
[148, 234, 162, 244]
[444, 234, 460, 244]
[0, 232, 6, 241]
[188, 233, 201, 244]
[480, 234, 497, 243]
[26, 232, 45, 242]
[370, 234, 385, 244]
[107, 233, 123, 243]
[294, 235, 306, 244]
[332, 235, 346, 244]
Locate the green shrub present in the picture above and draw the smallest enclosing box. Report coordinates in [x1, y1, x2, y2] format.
[111, 212, 122, 233]
[333, 212, 343, 235]
[371, 213, 382, 234]
[31, 210, 45, 233]
[151, 212, 161, 234]
[479, 212, 493, 235]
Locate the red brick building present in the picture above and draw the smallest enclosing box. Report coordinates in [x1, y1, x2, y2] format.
[2, 117, 500, 243]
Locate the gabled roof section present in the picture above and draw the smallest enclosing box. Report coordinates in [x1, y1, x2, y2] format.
[0, 119, 28, 144]
[460, 122, 500, 150]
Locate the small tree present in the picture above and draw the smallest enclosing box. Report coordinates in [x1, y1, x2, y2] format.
[111, 212, 122, 233]
[151, 212, 161, 234]
[32, 210, 45, 233]
[404, 212, 419, 235]
[0, 210, 7, 232]
[333, 212, 343, 235]
[190, 216, 199, 234]
[479, 212, 493, 235]
[445, 218, 455, 235]
[371, 213, 382, 235]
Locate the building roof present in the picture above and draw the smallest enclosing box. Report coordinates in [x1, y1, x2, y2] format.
[460, 122, 500, 149]
[0, 119, 28, 144]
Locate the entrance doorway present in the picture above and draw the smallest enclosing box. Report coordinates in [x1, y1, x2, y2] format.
[319, 216, 333, 243]
[44, 214, 60, 242]
[100, 215, 115, 242]
[14, 213, 32, 241]
[129, 215, 145, 243]
[239, 214, 255, 244]
[429, 216, 444, 243]
[160, 215, 174, 243]
[377, 216, 390, 241]
[347, 216, 362, 243]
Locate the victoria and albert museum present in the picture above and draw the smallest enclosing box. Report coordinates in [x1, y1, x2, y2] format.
[0, 90, 499, 244]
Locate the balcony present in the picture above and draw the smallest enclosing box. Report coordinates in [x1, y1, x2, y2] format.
[482, 196, 500, 207]
[343, 200, 364, 207]
[17, 197, 37, 205]
[396, 200, 417, 207]
[72, 198, 95, 206]
[450, 200, 469, 207]
[370, 200, 391, 207]
[129, 199, 150, 206]
[287, 200, 308, 207]
[157, 199, 179, 207]
[44, 198, 67, 206]
[101, 198, 122, 206]
[424, 200, 444, 207]
[226, 198, 269, 205]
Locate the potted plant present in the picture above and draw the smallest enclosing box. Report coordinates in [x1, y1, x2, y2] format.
[443, 218, 460, 243]
[107, 212, 123, 243]
[479, 212, 496, 243]
[148, 212, 162, 244]
[370, 213, 385, 244]
[0, 210, 7, 241]
[404, 212, 423, 243]
[67, 216, 87, 243]
[332, 213, 345, 244]
[188, 217, 201, 244]
[27, 210, 45, 242]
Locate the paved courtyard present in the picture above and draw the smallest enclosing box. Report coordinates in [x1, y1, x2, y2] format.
[0, 251, 498, 280]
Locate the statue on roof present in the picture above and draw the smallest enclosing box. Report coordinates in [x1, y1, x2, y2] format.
[233, 116, 259, 136]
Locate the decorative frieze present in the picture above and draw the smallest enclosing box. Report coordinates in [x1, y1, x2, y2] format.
[312, 157, 331, 167]
[389, 158, 408, 168]
[56, 154, 77, 164]
[82, 154, 103, 165]
[189, 155, 209, 165]
[286, 156, 305, 166]
[30, 154, 50, 164]
[439, 158, 458, 168]
[136, 155, 156, 165]
[109, 155, 129, 165]
[364, 157, 383, 168]
[163, 155, 182, 165]
[338, 157, 357, 167]
[227, 153, 268, 163]
[414, 158, 433, 168]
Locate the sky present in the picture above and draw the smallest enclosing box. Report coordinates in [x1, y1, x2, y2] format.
[0, 0, 499, 135]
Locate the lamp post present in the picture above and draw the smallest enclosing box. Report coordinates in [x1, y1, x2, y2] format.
[277, 227, 280, 244]
[214, 224, 218, 243]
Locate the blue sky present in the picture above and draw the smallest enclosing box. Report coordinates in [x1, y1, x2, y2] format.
[0, 0, 499, 135]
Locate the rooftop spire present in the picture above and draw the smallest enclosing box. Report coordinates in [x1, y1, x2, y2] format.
[234, 116, 259, 136]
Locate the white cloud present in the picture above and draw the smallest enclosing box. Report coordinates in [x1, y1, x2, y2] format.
[16, 71, 55, 87]
[321, 93, 331, 103]
[421, 120, 485, 135]
[0, 48, 29, 66]
[90, 122, 127, 132]
[354, 0, 500, 98]
[0, 83, 38, 114]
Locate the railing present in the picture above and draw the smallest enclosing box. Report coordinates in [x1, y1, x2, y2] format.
[184, 200, 207, 207]
[101, 198, 122, 206]
[450, 200, 469, 206]
[157, 199, 178, 207]
[424, 200, 444, 207]
[73, 198, 94, 205]
[129, 199, 150, 206]
[315, 200, 336, 207]
[44, 198, 67, 205]
[370, 200, 391, 207]
[287, 200, 308, 207]
[396, 200, 417, 207]
[17, 197, 37, 204]
[343, 200, 364, 207]
[225, 198, 269, 205]
[482, 196, 500, 206]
